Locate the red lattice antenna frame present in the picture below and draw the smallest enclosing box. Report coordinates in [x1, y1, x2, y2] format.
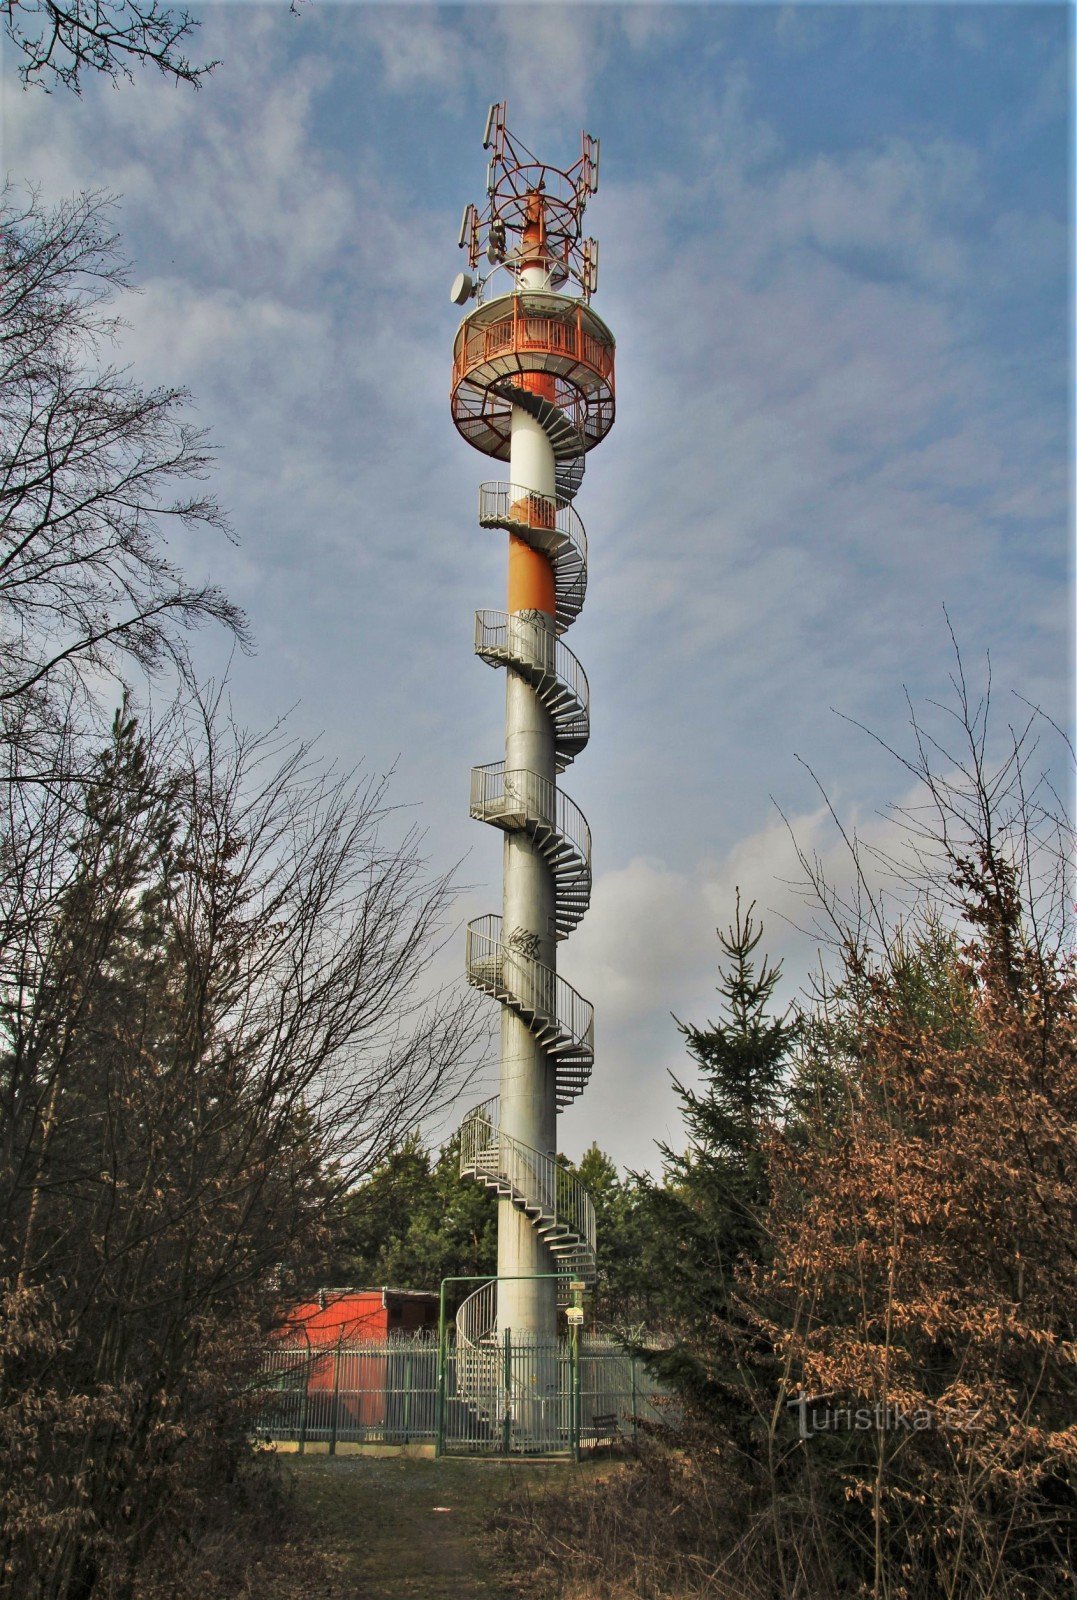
[457, 101, 601, 301]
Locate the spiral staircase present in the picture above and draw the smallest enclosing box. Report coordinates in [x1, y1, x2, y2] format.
[448, 287, 616, 1438]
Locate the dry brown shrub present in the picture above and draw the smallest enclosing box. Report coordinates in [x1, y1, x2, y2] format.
[496, 671, 1075, 1600]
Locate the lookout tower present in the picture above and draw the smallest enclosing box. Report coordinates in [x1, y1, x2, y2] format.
[450, 104, 616, 1354]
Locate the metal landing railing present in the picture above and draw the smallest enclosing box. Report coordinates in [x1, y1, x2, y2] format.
[465, 915, 593, 1107]
[469, 761, 591, 937]
[474, 609, 590, 769]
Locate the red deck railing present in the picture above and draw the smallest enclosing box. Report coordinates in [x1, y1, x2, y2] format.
[452, 297, 615, 395]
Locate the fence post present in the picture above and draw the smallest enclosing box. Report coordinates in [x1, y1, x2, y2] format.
[435, 1320, 447, 1458]
[571, 1324, 581, 1463]
[403, 1348, 413, 1443]
[501, 1327, 512, 1456]
[328, 1345, 342, 1456]
[298, 1357, 309, 1456]
[631, 1358, 638, 1446]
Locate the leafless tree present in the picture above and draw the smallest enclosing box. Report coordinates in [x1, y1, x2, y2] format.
[0, 183, 488, 1596]
[0, 687, 485, 1596]
[0, 187, 247, 734]
[781, 629, 1073, 980]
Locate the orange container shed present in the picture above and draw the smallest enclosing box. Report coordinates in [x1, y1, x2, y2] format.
[270, 1289, 440, 1441]
[280, 1287, 438, 1346]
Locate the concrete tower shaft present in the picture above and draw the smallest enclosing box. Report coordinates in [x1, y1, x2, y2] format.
[498, 363, 560, 1339]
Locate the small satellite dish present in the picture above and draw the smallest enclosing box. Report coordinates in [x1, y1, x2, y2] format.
[450, 272, 475, 306]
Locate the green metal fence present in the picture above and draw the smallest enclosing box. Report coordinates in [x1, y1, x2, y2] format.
[259, 1332, 671, 1457]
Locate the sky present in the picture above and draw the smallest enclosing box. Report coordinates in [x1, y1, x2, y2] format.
[2, 2, 1072, 1172]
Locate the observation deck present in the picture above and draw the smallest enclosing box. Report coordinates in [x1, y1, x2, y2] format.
[451, 292, 616, 463]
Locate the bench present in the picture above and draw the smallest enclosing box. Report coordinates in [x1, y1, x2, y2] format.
[591, 1411, 620, 1443]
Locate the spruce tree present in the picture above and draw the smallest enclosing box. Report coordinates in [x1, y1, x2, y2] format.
[640, 892, 799, 1406]
[671, 891, 797, 1240]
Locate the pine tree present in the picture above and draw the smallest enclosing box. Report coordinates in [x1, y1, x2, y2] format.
[564, 1144, 643, 1326]
[326, 1132, 497, 1293]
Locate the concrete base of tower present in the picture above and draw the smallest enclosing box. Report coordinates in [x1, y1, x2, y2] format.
[497, 1190, 559, 1450]
[497, 1006, 558, 1339]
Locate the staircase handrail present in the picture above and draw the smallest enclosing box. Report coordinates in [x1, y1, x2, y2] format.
[465, 914, 594, 1058]
[456, 1276, 498, 1349]
[459, 1100, 597, 1259]
[474, 610, 590, 715]
[478, 480, 587, 561]
[470, 762, 591, 869]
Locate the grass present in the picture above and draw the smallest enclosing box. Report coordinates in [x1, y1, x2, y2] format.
[278, 1452, 610, 1598]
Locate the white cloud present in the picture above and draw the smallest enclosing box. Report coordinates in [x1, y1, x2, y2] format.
[2, 5, 1066, 1177]
[555, 805, 809, 1167]
[480, 5, 609, 125]
[765, 140, 980, 289]
[361, 5, 466, 95]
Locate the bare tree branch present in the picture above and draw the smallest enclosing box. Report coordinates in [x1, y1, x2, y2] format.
[2, 0, 216, 93]
[0, 188, 249, 731]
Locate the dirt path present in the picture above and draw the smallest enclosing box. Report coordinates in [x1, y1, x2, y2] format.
[283, 1454, 563, 1599]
